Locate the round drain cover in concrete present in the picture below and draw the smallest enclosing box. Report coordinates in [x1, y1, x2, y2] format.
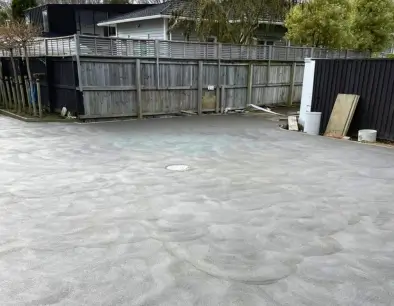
[166, 164, 190, 171]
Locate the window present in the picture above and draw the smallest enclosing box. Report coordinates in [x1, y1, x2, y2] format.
[206, 36, 217, 43]
[42, 9, 49, 32]
[25, 14, 30, 24]
[257, 40, 275, 46]
[76, 11, 80, 33]
[104, 26, 116, 37]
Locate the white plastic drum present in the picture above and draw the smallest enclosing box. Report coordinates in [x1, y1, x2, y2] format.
[304, 112, 322, 135]
[358, 129, 377, 143]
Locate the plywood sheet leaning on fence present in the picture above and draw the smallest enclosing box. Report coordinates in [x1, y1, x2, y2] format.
[324, 94, 360, 138]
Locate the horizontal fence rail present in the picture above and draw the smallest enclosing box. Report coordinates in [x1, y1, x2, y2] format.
[0, 35, 370, 61]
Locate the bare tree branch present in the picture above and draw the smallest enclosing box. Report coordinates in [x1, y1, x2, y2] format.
[4, 21, 41, 115]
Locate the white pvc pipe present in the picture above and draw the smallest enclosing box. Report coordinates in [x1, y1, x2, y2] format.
[299, 58, 316, 126]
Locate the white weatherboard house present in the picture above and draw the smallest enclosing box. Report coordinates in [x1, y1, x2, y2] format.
[97, 0, 287, 45]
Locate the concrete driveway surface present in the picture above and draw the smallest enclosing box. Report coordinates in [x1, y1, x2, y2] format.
[1, 115, 394, 306]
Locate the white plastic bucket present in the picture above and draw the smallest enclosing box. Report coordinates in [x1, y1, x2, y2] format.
[358, 129, 377, 143]
[304, 112, 322, 135]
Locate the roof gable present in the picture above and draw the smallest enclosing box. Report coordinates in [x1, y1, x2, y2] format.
[97, 1, 197, 26]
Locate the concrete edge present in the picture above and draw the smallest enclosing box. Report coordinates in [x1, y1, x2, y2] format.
[0, 109, 79, 123]
[278, 124, 394, 150]
[0, 109, 40, 122]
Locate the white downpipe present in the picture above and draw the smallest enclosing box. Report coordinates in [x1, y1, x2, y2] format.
[299, 58, 316, 126]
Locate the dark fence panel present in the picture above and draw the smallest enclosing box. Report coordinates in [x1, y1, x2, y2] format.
[1, 57, 50, 111]
[47, 57, 83, 115]
[312, 59, 394, 141]
[29, 58, 50, 111]
[0, 56, 82, 115]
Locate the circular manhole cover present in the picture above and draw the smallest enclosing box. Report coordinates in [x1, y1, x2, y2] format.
[166, 164, 190, 171]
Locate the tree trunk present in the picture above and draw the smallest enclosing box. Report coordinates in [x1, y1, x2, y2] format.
[24, 46, 37, 116]
[9, 49, 22, 113]
[18, 75, 26, 112]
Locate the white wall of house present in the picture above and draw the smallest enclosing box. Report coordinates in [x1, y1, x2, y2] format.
[112, 19, 286, 44]
[169, 24, 286, 44]
[116, 18, 167, 40]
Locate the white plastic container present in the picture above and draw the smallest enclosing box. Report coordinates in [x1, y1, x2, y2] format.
[358, 129, 377, 143]
[304, 112, 322, 135]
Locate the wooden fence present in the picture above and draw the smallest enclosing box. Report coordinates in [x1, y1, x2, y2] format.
[79, 57, 304, 118]
[0, 35, 370, 119]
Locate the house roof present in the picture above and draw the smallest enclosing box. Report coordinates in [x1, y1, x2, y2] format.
[97, 2, 176, 26]
[104, 2, 170, 22]
[25, 3, 152, 14]
[97, 0, 286, 27]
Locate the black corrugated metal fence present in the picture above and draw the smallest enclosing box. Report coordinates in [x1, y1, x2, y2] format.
[312, 59, 394, 141]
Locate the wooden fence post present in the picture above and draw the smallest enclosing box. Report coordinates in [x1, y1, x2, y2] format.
[94, 37, 98, 55]
[267, 46, 272, 86]
[36, 78, 42, 118]
[155, 40, 160, 89]
[216, 43, 221, 113]
[74, 34, 83, 92]
[247, 63, 253, 106]
[220, 85, 225, 113]
[287, 62, 296, 107]
[136, 58, 143, 119]
[197, 61, 203, 115]
[45, 38, 48, 56]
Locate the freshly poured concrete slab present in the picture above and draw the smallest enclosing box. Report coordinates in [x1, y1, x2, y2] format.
[325, 94, 360, 137]
[0, 115, 394, 305]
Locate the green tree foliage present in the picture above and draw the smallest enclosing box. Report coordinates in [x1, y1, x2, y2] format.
[0, 9, 10, 25]
[351, 0, 394, 52]
[11, 0, 36, 20]
[0, 2, 12, 25]
[170, 0, 294, 44]
[285, 0, 352, 49]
